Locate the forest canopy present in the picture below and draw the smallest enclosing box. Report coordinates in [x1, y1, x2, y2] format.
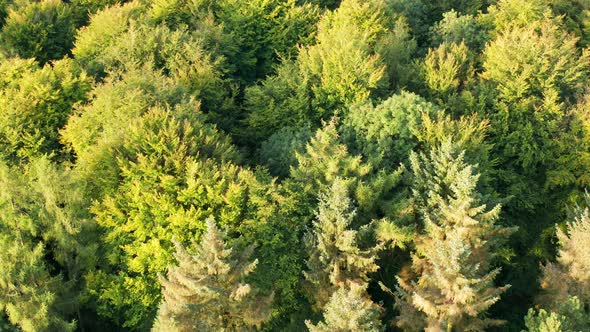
[0, 0, 589, 331]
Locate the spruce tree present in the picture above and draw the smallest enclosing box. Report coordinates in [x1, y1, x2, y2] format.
[287, 117, 395, 224]
[303, 179, 379, 309]
[538, 198, 590, 309]
[153, 217, 272, 331]
[392, 140, 516, 331]
[305, 283, 384, 332]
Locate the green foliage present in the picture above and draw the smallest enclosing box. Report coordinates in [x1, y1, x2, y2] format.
[0, 0, 589, 330]
[548, 94, 590, 200]
[76, 17, 227, 111]
[0, 57, 90, 164]
[258, 124, 314, 178]
[547, 0, 590, 46]
[537, 200, 590, 309]
[245, 0, 398, 142]
[431, 10, 489, 50]
[524, 296, 590, 332]
[422, 42, 473, 103]
[485, 0, 553, 32]
[297, 0, 387, 116]
[153, 217, 273, 331]
[0, 0, 79, 64]
[84, 107, 246, 329]
[147, 0, 320, 83]
[244, 60, 311, 143]
[72, 1, 145, 76]
[375, 17, 417, 92]
[342, 91, 441, 170]
[287, 118, 405, 226]
[0, 157, 97, 332]
[481, 17, 590, 209]
[0, 234, 73, 332]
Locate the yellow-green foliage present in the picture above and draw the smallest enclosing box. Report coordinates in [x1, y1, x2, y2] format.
[0, 57, 90, 163]
[303, 179, 380, 309]
[538, 202, 590, 309]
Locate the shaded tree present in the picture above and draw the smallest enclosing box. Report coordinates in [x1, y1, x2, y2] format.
[0, 0, 79, 64]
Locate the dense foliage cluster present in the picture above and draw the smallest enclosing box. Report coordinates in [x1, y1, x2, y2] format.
[0, 0, 589, 331]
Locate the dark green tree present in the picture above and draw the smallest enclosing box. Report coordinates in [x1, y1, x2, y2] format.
[0, 0, 79, 64]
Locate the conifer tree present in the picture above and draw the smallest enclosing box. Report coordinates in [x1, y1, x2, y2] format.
[0, 0, 79, 64]
[0, 160, 86, 332]
[392, 140, 516, 331]
[153, 217, 272, 331]
[538, 198, 590, 309]
[524, 296, 590, 332]
[0, 57, 90, 164]
[305, 283, 384, 332]
[303, 179, 379, 309]
[287, 117, 404, 227]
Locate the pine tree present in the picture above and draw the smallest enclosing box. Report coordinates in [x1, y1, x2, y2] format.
[303, 179, 379, 309]
[305, 283, 384, 332]
[538, 197, 590, 309]
[392, 140, 516, 331]
[153, 217, 272, 331]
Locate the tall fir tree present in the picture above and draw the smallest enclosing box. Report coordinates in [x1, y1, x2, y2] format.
[153, 217, 272, 331]
[391, 140, 516, 331]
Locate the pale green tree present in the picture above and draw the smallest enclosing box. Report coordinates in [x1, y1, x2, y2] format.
[153, 217, 273, 332]
[524, 296, 590, 332]
[392, 140, 516, 331]
[538, 199, 590, 310]
[305, 283, 384, 332]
